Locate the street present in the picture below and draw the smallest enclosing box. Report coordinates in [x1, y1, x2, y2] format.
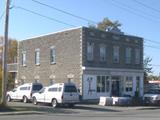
[0, 102, 160, 120]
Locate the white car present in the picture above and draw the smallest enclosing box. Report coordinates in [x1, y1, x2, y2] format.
[7, 83, 43, 103]
[32, 82, 80, 108]
[143, 89, 160, 105]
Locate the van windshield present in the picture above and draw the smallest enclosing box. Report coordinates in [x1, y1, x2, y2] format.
[64, 85, 77, 93]
[32, 84, 43, 91]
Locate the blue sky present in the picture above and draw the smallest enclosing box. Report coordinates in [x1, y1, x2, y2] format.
[0, 0, 160, 75]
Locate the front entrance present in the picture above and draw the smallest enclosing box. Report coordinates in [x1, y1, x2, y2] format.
[111, 76, 121, 97]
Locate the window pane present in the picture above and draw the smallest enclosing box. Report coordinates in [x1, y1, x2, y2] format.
[135, 48, 140, 64]
[50, 47, 56, 63]
[100, 44, 106, 62]
[125, 47, 131, 64]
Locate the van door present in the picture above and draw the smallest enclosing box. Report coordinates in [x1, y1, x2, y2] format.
[37, 88, 46, 102]
[11, 88, 18, 99]
[63, 85, 79, 102]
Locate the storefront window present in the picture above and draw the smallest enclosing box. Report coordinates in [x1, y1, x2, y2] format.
[97, 76, 110, 93]
[125, 76, 133, 92]
[106, 76, 110, 92]
[97, 76, 101, 92]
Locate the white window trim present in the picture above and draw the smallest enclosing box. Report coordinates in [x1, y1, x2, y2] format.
[50, 46, 56, 64]
[22, 51, 26, 67]
[35, 48, 40, 66]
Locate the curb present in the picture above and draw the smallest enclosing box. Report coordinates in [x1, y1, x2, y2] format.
[0, 111, 44, 116]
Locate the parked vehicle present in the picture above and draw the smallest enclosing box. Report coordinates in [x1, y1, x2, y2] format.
[32, 82, 80, 108]
[6, 83, 43, 103]
[143, 88, 160, 105]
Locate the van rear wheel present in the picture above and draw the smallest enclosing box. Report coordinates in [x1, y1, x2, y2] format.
[7, 95, 11, 102]
[68, 103, 74, 108]
[51, 99, 58, 108]
[23, 96, 28, 103]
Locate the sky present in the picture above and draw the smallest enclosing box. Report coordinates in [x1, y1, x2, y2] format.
[0, 0, 160, 75]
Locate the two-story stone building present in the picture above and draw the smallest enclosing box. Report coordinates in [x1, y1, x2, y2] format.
[17, 27, 144, 100]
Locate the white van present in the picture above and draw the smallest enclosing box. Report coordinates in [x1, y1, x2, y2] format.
[7, 83, 43, 103]
[143, 88, 160, 105]
[32, 82, 80, 108]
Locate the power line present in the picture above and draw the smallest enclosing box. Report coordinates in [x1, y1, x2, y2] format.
[112, 0, 160, 20]
[144, 44, 160, 50]
[27, 0, 160, 46]
[14, 6, 76, 27]
[133, 0, 160, 14]
[13, 6, 160, 48]
[31, 0, 97, 24]
[144, 38, 160, 45]
[108, 0, 160, 23]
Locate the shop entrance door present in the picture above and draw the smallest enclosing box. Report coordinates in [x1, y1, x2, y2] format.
[111, 76, 121, 97]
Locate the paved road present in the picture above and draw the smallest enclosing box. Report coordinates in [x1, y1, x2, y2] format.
[1, 102, 160, 120]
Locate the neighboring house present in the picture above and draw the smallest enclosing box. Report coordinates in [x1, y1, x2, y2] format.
[17, 27, 144, 100]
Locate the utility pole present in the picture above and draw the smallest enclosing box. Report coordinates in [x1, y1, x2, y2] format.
[1, 0, 10, 106]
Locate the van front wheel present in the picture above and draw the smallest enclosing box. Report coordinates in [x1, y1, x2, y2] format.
[33, 97, 38, 105]
[51, 99, 58, 108]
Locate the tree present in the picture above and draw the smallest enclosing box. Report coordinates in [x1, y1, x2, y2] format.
[143, 56, 153, 83]
[0, 65, 2, 99]
[89, 17, 121, 31]
[0, 36, 18, 103]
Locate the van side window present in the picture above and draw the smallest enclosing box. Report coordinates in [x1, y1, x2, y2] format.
[20, 87, 28, 90]
[48, 87, 58, 92]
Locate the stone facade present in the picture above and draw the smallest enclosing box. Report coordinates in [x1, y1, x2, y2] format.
[18, 28, 82, 86]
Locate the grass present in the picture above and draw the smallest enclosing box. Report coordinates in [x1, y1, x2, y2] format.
[0, 104, 35, 112]
[0, 105, 15, 112]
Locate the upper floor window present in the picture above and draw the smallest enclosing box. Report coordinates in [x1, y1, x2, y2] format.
[99, 44, 106, 62]
[22, 51, 26, 66]
[35, 49, 40, 65]
[87, 42, 94, 61]
[113, 46, 119, 63]
[125, 47, 132, 64]
[135, 48, 140, 64]
[50, 47, 56, 64]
